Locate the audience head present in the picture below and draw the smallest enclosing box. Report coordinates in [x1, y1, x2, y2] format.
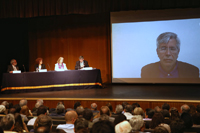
[65, 110, 78, 124]
[0, 105, 6, 114]
[20, 105, 31, 116]
[56, 104, 65, 114]
[170, 107, 180, 120]
[181, 104, 190, 113]
[91, 120, 114, 133]
[188, 104, 196, 116]
[99, 114, 110, 121]
[122, 102, 128, 110]
[76, 106, 85, 117]
[115, 104, 123, 114]
[35, 102, 43, 109]
[196, 104, 200, 113]
[114, 114, 127, 126]
[37, 105, 47, 116]
[170, 119, 185, 133]
[124, 104, 133, 113]
[83, 108, 93, 121]
[1, 101, 9, 109]
[146, 108, 155, 118]
[154, 123, 171, 133]
[129, 115, 144, 131]
[132, 103, 140, 111]
[106, 103, 113, 112]
[74, 102, 81, 110]
[13, 104, 21, 113]
[155, 106, 162, 113]
[100, 106, 111, 116]
[36, 115, 52, 129]
[74, 118, 88, 132]
[37, 99, 44, 104]
[91, 103, 98, 110]
[19, 99, 27, 107]
[0, 114, 15, 131]
[9, 107, 16, 114]
[162, 103, 170, 111]
[115, 121, 132, 133]
[150, 113, 164, 129]
[161, 109, 170, 118]
[133, 107, 144, 116]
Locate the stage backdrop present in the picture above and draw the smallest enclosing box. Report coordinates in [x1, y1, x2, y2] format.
[28, 14, 111, 83]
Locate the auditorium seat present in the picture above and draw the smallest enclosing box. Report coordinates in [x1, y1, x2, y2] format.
[52, 119, 66, 125]
[50, 116, 65, 120]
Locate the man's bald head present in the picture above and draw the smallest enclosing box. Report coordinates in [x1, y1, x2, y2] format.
[181, 104, 190, 113]
[65, 110, 78, 124]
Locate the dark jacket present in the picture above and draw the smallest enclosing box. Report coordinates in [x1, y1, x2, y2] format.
[75, 60, 89, 70]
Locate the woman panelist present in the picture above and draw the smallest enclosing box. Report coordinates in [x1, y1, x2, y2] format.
[35, 58, 46, 71]
[54, 57, 68, 71]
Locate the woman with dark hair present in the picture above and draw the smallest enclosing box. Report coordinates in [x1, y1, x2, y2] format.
[13, 113, 29, 133]
[150, 113, 164, 129]
[35, 58, 46, 71]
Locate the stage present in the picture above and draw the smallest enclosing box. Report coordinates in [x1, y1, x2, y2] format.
[1, 84, 200, 101]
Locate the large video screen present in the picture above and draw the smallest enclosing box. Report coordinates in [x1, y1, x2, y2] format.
[111, 8, 200, 83]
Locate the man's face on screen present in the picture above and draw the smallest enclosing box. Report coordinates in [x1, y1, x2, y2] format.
[157, 39, 179, 68]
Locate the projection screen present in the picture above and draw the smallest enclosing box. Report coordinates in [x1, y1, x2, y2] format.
[111, 8, 200, 83]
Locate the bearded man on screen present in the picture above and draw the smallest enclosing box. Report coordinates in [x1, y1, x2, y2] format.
[141, 32, 199, 78]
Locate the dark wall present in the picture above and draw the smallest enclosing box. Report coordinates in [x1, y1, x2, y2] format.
[0, 18, 29, 86]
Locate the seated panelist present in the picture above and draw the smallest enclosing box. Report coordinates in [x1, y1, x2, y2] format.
[54, 57, 68, 71]
[7, 59, 19, 73]
[35, 58, 46, 71]
[75, 56, 89, 70]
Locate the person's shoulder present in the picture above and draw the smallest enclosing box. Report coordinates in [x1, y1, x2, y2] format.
[141, 62, 159, 70]
[178, 61, 199, 70]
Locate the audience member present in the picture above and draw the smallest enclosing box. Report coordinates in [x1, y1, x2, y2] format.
[83, 109, 93, 129]
[129, 115, 145, 131]
[91, 120, 114, 133]
[19, 99, 28, 107]
[0, 105, 6, 115]
[13, 113, 29, 132]
[76, 106, 84, 118]
[0, 114, 16, 132]
[1, 101, 9, 114]
[154, 123, 171, 133]
[122, 102, 128, 110]
[180, 104, 193, 128]
[13, 104, 21, 113]
[90, 103, 99, 117]
[162, 103, 170, 111]
[115, 104, 123, 115]
[74, 118, 88, 132]
[144, 108, 155, 129]
[123, 104, 133, 120]
[170, 119, 185, 133]
[93, 106, 114, 123]
[115, 121, 132, 133]
[170, 107, 180, 120]
[20, 105, 32, 121]
[56, 110, 78, 133]
[33, 114, 52, 133]
[155, 106, 162, 113]
[74, 102, 81, 110]
[106, 103, 114, 114]
[32, 102, 43, 114]
[27, 105, 47, 125]
[189, 104, 196, 116]
[50, 104, 65, 116]
[133, 107, 144, 117]
[150, 113, 164, 129]
[161, 109, 171, 125]
[132, 103, 140, 111]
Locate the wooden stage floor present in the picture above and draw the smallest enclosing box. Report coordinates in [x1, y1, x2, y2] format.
[1, 84, 200, 102]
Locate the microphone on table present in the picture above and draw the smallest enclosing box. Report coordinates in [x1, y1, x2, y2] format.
[47, 63, 51, 71]
[23, 64, 26, 72]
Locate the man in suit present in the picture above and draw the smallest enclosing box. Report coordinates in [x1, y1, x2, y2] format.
[141, 32, 199, 78]
[75, 56, 89, 70]
[7, 59, 19, 73]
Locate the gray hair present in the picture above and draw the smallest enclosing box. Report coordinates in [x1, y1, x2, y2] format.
[0, 114, 15, 130]
[37, 99, 44, 104]
[1, 101, 9, 107]
[133, 107, 144, 117]
[56, 104, 65, 114]
[19, 99, 27, 107]
[76, 106, 84, 116]
[91, 103, 97, 110]
[35, 102, 43, 109]
[129, 115, 144, 131]
[115, 104, 123, 114]
[157, 32, 180, 50]
[10, 59, 16, 65]
[115, 121, 132, 133]
[181, 104, 190, 113]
